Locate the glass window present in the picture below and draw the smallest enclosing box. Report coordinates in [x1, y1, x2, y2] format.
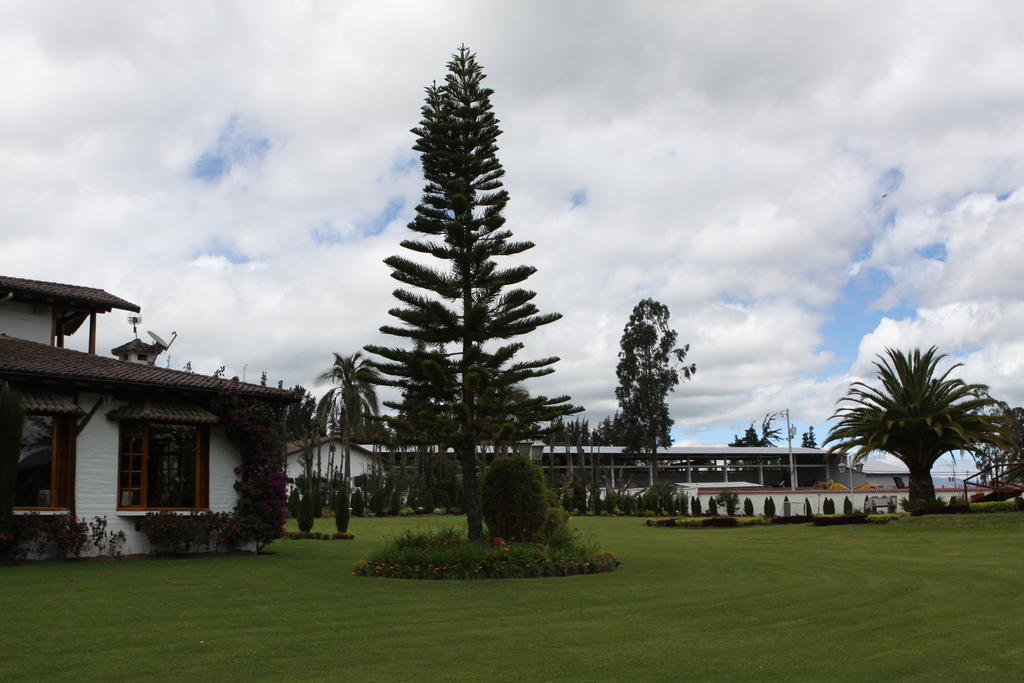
[118, 423, 208, 510]
[16, 415, 72, 508]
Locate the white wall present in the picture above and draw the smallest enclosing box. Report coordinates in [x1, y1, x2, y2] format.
[286, 440, 378, 489]
[0, 300, 51, 343]
[19, 393, 247, 557]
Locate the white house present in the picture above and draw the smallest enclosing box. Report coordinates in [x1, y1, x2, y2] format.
[285, 437, 380, 488]
[0, 274, 294, 556]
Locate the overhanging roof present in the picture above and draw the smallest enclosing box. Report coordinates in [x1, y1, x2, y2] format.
[0, 334, 294, 403]
[0, 274, 140, 313]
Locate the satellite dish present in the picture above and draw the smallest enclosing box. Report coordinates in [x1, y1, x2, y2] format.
[147, 330, 177, 350]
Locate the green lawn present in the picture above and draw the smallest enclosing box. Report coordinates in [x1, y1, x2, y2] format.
[2, 513, 1022, 681]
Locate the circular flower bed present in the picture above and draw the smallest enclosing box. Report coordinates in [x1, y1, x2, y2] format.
[352, 527, 619, 580]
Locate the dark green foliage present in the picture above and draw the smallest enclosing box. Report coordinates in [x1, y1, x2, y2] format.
[615, 299, 695, 485]
[803, 500, 812, 516]
[370, 489, 388, 516]
[311, 487, 323, 519]
[743, 497, 754, 517]
[287, 488, 301, 518]
[481, 455, 548, 540]
[764, 498, 776, 517]
[801, 425, 818, 448]
[718, 490, 739, 516]
[641, 482, 677, 514]
[677, 491, 689, 516]
[730, 413, 782, 447]
[708, 498, 718, 516]
[389, 489, 401, 516]
[591, 487, 603, 514]
[297, 492, 314, 533]
[843, 496, 853, 514]
[353, 526, 618, 580]
[824, 347, 1009, 503]
[351, 489, 365, 517]
[0, 385, 24, 535]
[691, 497, 701, 516]
[365, 46, 578, 541]
[335, 485, 351, 533]
[823, 498, 836, 515]
[622, 494, 636, 516]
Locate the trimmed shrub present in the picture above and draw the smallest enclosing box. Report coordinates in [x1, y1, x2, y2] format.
[823, 498, 836, 515]
[707, 498, 718, 516]
[764, 498, 776, 518]
[736, 516, 769, 526]
[743, 497, 754, 517]
[771, 515, 813, 525]
[969, 500, 1019, 513]
[480, 455, 548, 541]
[677, 491, 689, 516]
[812, 513, 868, 526]
[718, 491, 739, 517]
[297, 491, 314, 533]
[311, 488, 323, 519]
[843, 496, 853, 514]
[335, 485, 351, 533]
[287, 488, 301, 519]
[704, 516, 738, 527]
[909, 504, 969, 517]
[389, 489, 402, 516]
[866, 513, 900, 524]
[541, 506, 569, 537]
[690, 497, 701, 516]
[803, 500, 812, 516]
[350, 490, 365, 517]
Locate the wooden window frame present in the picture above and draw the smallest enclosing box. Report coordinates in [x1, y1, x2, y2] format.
[14, 414, 75, 511]
[117, 422, 210, 511]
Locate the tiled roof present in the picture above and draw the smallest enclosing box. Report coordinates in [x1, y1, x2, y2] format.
[0, 274, 140, 312]
[20, 390, 85, 416]
[107, 400, 220, 424]
[111, 339, 162, 355]
[0, 334, 294, 402]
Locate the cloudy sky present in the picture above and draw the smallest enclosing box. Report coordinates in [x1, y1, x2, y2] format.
[2, 1, 1022, 466]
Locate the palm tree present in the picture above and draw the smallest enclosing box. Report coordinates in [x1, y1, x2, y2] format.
[318, 352, 380, 486]
[824, 347, 1008, 503]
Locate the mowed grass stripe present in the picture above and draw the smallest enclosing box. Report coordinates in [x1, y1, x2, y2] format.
[2, 513, 1022, 681]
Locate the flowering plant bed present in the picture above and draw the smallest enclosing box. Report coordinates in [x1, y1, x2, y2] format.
[352, 526, 619, 580]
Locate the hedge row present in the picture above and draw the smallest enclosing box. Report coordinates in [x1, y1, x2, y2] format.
[282, 531, 355, 540]
[647, 513, 901, 528]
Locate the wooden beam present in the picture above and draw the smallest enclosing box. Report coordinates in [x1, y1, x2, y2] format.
[88, 312, 97, 354]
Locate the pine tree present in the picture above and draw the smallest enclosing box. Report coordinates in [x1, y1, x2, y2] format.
[764, 497, 776, 518]
[615, 299, 695, 485]
[366, 46, 577, 541]
[801, 425, 818, 448]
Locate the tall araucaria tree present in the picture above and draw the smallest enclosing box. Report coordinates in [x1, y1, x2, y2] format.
[366, 46, 578, 541]
[615, 298, 695, 486]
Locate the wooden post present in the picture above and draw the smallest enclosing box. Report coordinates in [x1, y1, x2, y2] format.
[88, 312, 97, 354]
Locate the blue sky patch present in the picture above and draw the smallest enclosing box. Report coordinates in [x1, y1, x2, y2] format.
[311, 222, 344, 245]
[191, 115, 271, 184]
[916, 242, 947, 261]
[570, 188, 588, 208]
[200, 238, 250, 264]
[819, 271, 914, 368]
[355, 197, 404, 236]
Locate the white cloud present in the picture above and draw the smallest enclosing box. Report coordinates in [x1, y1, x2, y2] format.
[2, 1, 1024, 448]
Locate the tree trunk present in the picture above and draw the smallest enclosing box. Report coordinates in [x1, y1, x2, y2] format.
[460, 440, 484, 541]
[908, 466, 936, 503]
